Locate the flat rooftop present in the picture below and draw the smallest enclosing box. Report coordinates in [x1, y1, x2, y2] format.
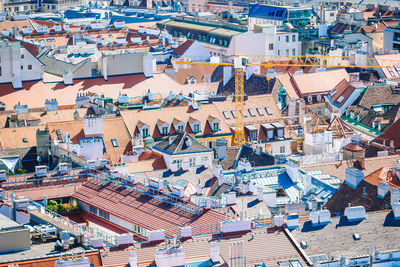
[291, 211, 400, 260]
[0, 213, 21, 231]
[0, 242, 97, 264]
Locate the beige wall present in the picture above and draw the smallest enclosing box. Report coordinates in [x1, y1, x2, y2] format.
[99, 53, 144, 76]
[73, 60, 92, 79]
[0, 228, 30, 252]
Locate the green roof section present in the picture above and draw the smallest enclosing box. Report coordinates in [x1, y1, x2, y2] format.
[163, 20, 217, 32]
[209, 28, 243, 37]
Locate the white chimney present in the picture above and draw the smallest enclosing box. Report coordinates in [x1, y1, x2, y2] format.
[225, 192, 236, 205]
[391, 188, 399, 206]
[102, 56, 108, 81]
[257, 187, 263, 201]
[129, 251, 138, 267]
[143, 53, 155, 78]
[377, 182, 390, 199]
[210, 243, 220, 263]
[273, 215, 284, 227]
[83, 116, 103, 136]
[345, 167, 364, 189]
[180, 226, 192, 239]
[214, 165, 223, 179]
[63, 71, 73, 85]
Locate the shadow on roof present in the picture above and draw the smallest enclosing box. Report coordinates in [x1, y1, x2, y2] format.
[196, 166, 206, 174]
[335, 216, 363, 228]
[301, 221, 328, 232]
[383, 211, 400, 227]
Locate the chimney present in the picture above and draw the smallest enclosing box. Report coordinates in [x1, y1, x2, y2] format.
[345, 167, 364, 189]
[143, 53, 154, 78]
[128, 251, 138, 267]
[215, 138, 227, 160]
[377, 182, 390, 199]
[257, 186, 263, 201]
[210, 243, 220, 263]
[304, 174, 312, 195]
[391, 188, 399, 206]
[102, 56, 108, 81]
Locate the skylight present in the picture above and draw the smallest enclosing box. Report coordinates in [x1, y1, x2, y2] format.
[337, 96, 345, 103]
[265, 107, 273, 115]
[223, 111, 230, 119]
[111, 139, 118, 147]
[256, 107, 264, 116]
[248, 108, 256, 117]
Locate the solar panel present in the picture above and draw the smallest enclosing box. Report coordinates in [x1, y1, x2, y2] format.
[248, 108, 256, 117]
[265, 106, 273, 115]
[256, 107, 264, 116]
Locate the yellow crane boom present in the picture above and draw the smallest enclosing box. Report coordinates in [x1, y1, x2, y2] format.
[177, 54, 400, 146]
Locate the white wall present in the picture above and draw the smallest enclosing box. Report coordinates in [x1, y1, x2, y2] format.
[0, 41, 43, 88]
[181, 41, 210, 62]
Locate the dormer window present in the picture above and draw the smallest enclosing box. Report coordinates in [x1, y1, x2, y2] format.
[207, 116, 220, 132]
[188, 117, 201, 133]
[157, 120, 170, 136]
[162, 126, 169, 135]
[213, 122, 220, 131]
[186, 76, 197, 84]
[137, 121, 150, 137]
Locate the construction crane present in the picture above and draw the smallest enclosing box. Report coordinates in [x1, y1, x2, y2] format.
[177, 54, 400, 146]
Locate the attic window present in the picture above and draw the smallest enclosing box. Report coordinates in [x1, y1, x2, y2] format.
[330, 89, 337, 97]
[223, 111, 230, 119]
[231, 110, 236, 118]
[111, 139, 118, 147]
[193, 123, 200, 133]
[161, 126, 169, 135]
[388, 67, 395, 77]
[22, 138, 28, 143]
[56, 129, 62, 139]
[248, 108, 256, 117]
[337, 95, 345, 103]
[265, 107, 273, 115]
[256, 108, 264, 116]
[178, 125, 184, 131]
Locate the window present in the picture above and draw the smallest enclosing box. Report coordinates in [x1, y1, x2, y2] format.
[256, 107, 264, 116]
[277, 50, 280, 55]
[292, 35, 296, 42]
[292, 48, 296, 55]
[213, 122, 220, 131]
[99, 210, 110, 220]
[278, 36, 280, 41]
[248, 108, 256, 117]
[21, 65, 23, 70]
[317, 108, 323, 115]
[189, 158, 196, 167]
[269, 43, 274, 50]
[0, 66, 2, 76]
[286, 35, 289, 43]
[89, 206, 98, 215]
[286, 49, 289, 55]
[337, 95, 345, 103]
[111, 139, 118, 147]
[265, 107, 273, 115]
[388, 67, 396, 77]
[223, 111, 230, 119]
[193, 123, 200, 133]
[178, 125, 184, 131]
[21, 54, 24, 59]
[22, 138, 28, 143]
[173, 159, 182, 168]
[28, 65, 32, 70]
[330, 89, 337, 97]
[162, 126, 169, 135]
[142, 127, 149, 137]
[280, 146, 285, 154]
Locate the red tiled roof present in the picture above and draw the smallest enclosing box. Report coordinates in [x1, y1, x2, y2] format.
[172, 40, 194, 57]
[344, 143, 364, 152]
[374, 118, 400, 149]
[72, 179, 225, 234]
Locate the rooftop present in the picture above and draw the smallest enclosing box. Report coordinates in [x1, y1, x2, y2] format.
[291, 211, 400, 259]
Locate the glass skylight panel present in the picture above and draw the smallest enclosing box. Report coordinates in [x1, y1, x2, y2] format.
[248, 108, 256, 117]
[231, 110, 236, 118]
[256, 107, 264, 116]
[265, 107, 273, 115]
[223, 111, 230, 119]
[111, 139, 118, 147]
